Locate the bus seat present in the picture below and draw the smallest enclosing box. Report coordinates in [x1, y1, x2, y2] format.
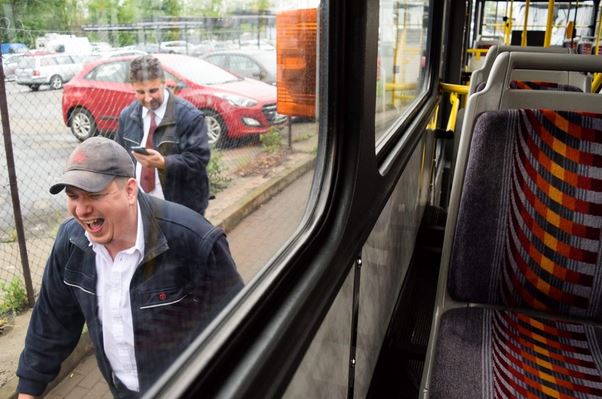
[420, 52, 602, 398]
[469, 45, 573, 95]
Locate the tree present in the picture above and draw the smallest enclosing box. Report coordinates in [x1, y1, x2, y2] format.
[0, 0, 82, 46]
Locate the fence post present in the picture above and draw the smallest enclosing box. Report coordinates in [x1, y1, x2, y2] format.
[0, 51, 36, 307]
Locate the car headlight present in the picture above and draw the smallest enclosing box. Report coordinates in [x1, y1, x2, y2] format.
[215, 92, 258, 108]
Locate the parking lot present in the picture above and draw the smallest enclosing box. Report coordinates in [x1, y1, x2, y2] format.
[0, 78, 318, 290]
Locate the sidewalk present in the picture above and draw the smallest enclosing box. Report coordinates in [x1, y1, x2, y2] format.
[0, 129, 317, 398]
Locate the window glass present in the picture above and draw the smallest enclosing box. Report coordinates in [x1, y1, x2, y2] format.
[55, 55, 74, 65]
[230, 55, 263, 78]
[2, 1, 320, 397]
[375, 0, 430, 142]
[17, 57, 34, 69]
[479, 1, 595, 48]
[164, 70, 184, 86]
[41, 57, 58, 67]
[91, 61, 128, 82]
[205, 54, 229, 69]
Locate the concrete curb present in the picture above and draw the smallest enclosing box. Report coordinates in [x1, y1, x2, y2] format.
[211, 156, 315, 233]
[2, 153, 315, 398]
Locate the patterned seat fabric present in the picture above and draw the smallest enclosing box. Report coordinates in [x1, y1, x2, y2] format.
[448, 109, 602, 320]
[429, 109, 602, 398]
[474, 80, 582, 93]
[430, 307, 602, 399]
[509, 80, 583, 92]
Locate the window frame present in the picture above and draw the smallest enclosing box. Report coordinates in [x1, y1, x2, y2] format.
[145, 1, 443, 397]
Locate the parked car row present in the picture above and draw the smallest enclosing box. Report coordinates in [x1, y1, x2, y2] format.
[6, 45, 282, 147]
[61, 53, 286, 146]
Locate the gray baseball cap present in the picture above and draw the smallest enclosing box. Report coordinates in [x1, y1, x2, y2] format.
[49, 137, 135, 194]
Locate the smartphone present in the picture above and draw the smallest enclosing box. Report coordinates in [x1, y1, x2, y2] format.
[131, 146, 149, 155]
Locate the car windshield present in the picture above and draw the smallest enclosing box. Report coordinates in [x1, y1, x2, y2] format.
[160, 56, 241, 85]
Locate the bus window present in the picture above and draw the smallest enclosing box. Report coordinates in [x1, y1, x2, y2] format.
[375, 0, 430, 142]
[477, 1, 596, 48]
[1, 1, 321, 397]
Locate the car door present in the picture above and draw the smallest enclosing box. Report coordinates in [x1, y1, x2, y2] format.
[53, 55, 77, 81]
[84, 60, 134, 132]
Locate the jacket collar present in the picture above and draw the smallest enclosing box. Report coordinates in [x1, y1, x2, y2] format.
[138, 192, 170, 263]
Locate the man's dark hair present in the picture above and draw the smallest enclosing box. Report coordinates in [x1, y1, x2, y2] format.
[129, 55, 165, 83]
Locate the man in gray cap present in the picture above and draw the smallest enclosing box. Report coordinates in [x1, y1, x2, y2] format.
[16, 137, 243, 399]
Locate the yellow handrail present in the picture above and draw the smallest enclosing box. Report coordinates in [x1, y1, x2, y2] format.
[504, 0, 514, 45]
[466, 48, 490, 60]
[440, 83, 469, 96]
[592, 73, 602, 93]
[446, 92, 461, 132]
[544, 0, 555, 47]
[522, 0, 531, 47]
[439, 83, 470, 134]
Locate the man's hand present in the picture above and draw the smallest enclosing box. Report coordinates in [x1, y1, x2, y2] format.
[132, 148, 166, 170]
[18, 394, 37, 399]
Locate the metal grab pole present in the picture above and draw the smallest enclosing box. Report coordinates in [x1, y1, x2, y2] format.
[544, 0, 555, 47]
[522, 0, 531, 47]
[287, 116, 292, 149]
[0, 52, 35, 307]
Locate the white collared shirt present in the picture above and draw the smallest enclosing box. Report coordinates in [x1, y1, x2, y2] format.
[136, 89, 169, 199]
[88, 205, 145, 392]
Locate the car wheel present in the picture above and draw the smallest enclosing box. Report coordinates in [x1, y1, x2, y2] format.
[49, 75, 63, 90]
[30, 85, 40, 91]
[204, 110, 230, 148]
[69, 108, 97, 141]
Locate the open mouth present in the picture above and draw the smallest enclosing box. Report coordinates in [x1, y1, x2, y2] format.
[85, 218, 105, 234]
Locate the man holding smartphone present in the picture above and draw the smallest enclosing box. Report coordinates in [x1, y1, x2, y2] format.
[114, 55, 210, 215]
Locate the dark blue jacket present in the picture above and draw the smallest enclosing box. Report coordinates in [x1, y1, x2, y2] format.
[115, 93, 211, 215]
[17, 193, 243, 397]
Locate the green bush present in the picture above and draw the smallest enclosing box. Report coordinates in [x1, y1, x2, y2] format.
[0, 277, 28, 316]
[260, 127, 283, 153]
[208, 150, 231, 194]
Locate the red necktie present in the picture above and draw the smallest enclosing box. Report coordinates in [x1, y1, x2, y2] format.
[140, 111, 157, 193]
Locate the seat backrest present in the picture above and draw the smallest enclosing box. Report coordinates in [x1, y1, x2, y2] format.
[444, 52, 602, 320]
[469, 45, 573, 95]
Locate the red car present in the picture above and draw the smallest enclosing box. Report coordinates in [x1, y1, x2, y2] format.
[62, 53, 286, 146]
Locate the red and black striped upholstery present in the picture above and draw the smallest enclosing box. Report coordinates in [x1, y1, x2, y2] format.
[500, 110, 601, 316]
[431, 307, 602, 398]
[430, 109, 602, 398]
[509, 80, 582, 92]
[475, 80, 582, 93]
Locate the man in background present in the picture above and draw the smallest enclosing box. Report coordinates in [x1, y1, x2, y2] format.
[115, 55, 211, 215]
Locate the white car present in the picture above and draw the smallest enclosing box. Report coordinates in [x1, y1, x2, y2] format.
[159, 41, 196, 54]
[15, 53, 87, 91]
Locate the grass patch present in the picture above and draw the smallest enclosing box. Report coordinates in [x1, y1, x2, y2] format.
[0, 277, 28, 316]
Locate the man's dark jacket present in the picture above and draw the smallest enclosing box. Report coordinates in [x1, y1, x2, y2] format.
[17, 193, 243, 397]
[115, 93, 210, 215]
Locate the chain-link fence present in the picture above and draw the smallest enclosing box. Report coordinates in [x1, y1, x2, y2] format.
[0, 25, 318, 309]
